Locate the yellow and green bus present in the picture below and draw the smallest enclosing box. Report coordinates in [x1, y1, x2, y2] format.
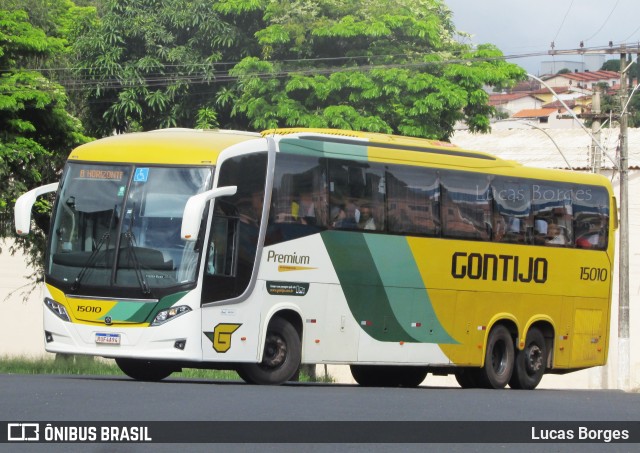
[15, 128, 616, 389]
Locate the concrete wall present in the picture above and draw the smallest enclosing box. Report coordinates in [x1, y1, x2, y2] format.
[0, 240, 43, 357]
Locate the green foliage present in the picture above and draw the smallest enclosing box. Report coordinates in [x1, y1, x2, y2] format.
[228, 1, 525, 140]
[0, 4, 89, 279]
[71, 0, 524, 140]
[73, 0, 265, 135]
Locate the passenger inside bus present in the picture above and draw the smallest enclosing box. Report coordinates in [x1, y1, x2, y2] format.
[546, 223, 568, 245]
[576, 231, 601, 249]
[358, 204, 376, 230]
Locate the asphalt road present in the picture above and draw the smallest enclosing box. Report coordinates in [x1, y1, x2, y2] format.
[1, 374, 638, 452]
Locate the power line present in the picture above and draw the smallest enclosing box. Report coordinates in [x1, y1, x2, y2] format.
[621, 23, 640, 42]
[3, 43, 638, 97]
[583, 0, 621, 43]
[552, 0, 575, 43]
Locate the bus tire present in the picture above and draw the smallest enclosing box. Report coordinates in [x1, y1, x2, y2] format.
[115, 358, 175, 382]
[509, 328, 547, 390]
[479, 325, 514, 389]
[237, 317, 301, 385]
[454, 367, 481, 388]
[350, 365, 427, 387]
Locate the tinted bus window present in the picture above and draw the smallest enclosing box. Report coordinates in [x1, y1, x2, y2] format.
[266, 154, 327, 245]
[328, 160, 385, 231]
[573, 186, 609, 250]
[532, 182, 573, 247]
[491, 177, 532, 244]
[441, 171, 491, 240]
[386, 165, 440, 236]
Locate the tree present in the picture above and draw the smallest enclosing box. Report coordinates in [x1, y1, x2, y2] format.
[226, 0, 525, 140]
[74, 0, 525, 140]
[72, 0, 263, 136]
[0, 5, 89, 282]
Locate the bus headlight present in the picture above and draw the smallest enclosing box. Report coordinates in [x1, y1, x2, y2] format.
[44, 297, 70, 322]
[151, 306, 191, 326]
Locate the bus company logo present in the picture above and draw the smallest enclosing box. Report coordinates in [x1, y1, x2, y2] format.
[8, 423, 39, 441]
[203, 323, 242, 353]
[451, 252, 548, 283]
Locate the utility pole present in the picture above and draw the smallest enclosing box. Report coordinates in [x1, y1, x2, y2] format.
[548, 43, 634, 390]
[618, 48, 630, 391]
[591, 87, 602, 173]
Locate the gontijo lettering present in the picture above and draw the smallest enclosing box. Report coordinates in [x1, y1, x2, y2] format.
[451, 252, 548, 283]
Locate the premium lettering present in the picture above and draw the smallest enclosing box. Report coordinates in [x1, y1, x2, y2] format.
[451, 252, 547, 283]
[267, 250, 310, 265]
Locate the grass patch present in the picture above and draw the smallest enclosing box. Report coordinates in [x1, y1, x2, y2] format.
[0, 355, 333, 383]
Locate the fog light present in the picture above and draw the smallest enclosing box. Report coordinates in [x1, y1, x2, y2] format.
[151, 305, 191, 326]
[45, 331, 54, 343]
[44, 298, 70, 322]
[174, 340, 186, 350]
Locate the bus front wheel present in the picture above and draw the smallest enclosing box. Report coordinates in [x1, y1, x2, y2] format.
[237, 317, 301, 385]
[479, 325, 514, 389]
[115, 358, 175, 382]
[509, 328, 547, 390]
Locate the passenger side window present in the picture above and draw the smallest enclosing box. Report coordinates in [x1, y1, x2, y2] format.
[328, 160, 385, 231]
[386, 165, 440, 236]
[532, 183, 573, 247]
[491, 177, 531, 244]
[441, 171, 491, 240]
[573, 186, 609, 250]
[266, 154, 327, 246]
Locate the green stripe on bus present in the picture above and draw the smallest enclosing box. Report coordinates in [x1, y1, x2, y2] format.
[279, 138, 368, 161]
[321, 230, 414, 343]
[143, 291, 189, 323]
[363, 234, 457, 344]
[101, 301, 148, 323]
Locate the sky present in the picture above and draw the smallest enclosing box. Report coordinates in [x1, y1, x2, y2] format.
[445, 0, 640, 74]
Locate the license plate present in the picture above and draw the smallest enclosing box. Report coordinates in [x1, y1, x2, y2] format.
[95, 333, 121, 345]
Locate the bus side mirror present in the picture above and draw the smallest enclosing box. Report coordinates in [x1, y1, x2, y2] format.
[14, 182, 59, 236]
[181, 185, 237, 242]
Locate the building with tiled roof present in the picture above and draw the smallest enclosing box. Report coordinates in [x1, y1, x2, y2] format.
[488, 92, 542, 116]
[512, 108, 558, 119]
[544, 70, 620, 89]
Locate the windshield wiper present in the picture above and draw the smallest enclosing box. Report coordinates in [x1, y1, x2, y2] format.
[71, 206, 116, 292]
[121, 204, 151, 295]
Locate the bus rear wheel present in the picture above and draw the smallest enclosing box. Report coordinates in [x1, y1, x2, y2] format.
[115, 358, 175, 382]
[237, 317, 301, 385]
[509, 328, 547, 390]
[479, 325, 514, 389]
[350, 365, 428, 387]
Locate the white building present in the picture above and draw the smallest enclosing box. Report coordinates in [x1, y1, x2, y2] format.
[544, 70, 620, 90]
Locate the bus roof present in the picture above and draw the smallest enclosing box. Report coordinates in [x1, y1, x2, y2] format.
[69, 129, 262, 165]
[264, 128, 613, 188]
[69, 128, 612, 189]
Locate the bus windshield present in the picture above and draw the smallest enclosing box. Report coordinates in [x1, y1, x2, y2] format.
[48, 163, 212, 294]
